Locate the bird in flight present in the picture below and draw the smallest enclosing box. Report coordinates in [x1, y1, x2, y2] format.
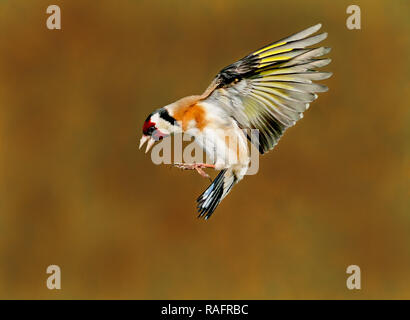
[139, 24, 332, 219]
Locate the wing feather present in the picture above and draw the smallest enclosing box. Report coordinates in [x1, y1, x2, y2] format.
[201, 24, 332, 153]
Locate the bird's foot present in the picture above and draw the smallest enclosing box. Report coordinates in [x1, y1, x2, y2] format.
[173, 162, 215, 180]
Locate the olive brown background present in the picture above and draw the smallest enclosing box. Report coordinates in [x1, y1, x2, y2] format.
[0, 0, 409, 299]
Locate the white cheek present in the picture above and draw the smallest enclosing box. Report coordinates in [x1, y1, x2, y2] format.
[163, 120, 174, 133]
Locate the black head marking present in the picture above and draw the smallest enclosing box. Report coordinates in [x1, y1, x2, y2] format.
[159, 108, 177, 125]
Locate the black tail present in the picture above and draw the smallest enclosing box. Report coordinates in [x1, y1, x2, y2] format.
[197, 169, 236, 220]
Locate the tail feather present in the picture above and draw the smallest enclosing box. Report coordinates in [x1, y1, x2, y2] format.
[197, 169, 237, 220]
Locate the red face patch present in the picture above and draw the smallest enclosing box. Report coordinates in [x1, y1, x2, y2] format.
[142, 119, 155, 135]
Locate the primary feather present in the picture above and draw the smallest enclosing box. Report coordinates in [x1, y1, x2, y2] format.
[202, 23, 332, 154]
[194, 24, 331, 218]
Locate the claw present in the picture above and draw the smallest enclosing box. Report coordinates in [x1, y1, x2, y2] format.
[195, 167, 211, 180]
[172, 162, 215, 180]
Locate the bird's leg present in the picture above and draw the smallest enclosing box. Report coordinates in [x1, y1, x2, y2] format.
[173, 163, 215, 180]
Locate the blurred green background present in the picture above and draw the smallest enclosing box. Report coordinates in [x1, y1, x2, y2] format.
[0, 0, 409, 299]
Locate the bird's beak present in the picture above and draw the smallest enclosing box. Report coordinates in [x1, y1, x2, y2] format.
[139, 135, 149, 149]
[139, 135, 155, 153]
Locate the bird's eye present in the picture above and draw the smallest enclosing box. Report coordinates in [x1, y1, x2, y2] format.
[143, 119, 156, 136]
[147, 126, 155, 135]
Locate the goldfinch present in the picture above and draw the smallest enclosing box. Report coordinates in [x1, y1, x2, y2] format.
[139, 24, 332, 219]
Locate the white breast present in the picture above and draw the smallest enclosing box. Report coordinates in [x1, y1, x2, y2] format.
[192, 101, 250, 170]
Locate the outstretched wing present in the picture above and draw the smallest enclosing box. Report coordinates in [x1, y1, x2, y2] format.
[201, 23, 332, 154]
